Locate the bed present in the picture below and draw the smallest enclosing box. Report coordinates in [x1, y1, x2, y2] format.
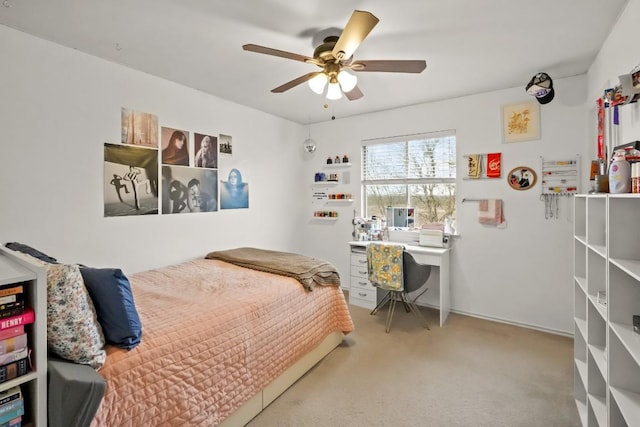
[84, 248, 354, 426]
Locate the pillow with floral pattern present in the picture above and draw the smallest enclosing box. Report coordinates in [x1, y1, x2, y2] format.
[44, 263, 106, 369]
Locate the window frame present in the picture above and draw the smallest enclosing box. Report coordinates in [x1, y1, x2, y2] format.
[361, 130, 457, 225]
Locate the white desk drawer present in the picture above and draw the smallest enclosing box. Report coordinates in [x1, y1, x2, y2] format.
[349, 295, 376, 310]
[350, 275, 375, 292]
[350, 265, 369, 279]
[350, 254, 368, 268]
[349, 282, 377, 310]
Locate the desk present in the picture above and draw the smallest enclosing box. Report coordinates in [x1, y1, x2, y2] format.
[348, 241, 451, 327]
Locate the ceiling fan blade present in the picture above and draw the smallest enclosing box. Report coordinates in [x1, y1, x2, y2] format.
[271, 72, 320, 93]
[243, 44, 313, 63]
[345, 85, 364, 101]
[351, 60, 427, 73]
[332, 10, 379, 61]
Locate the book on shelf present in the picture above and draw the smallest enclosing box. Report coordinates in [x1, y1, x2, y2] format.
[0, 416, 21, 427]
[0, 296, 20, 307]
[0, 328, 24, 343]
[0, 304, 24, 321]
[0, 398, 22, 418]
[0, 348, 28, 368]
[0, 387, 21, 408]
[0, 287, 22, 299]
[0, 401, 23, 425]
[0, 335, 27, 356]
[0, 357, 29, 385]
[0, 309, 34, 331]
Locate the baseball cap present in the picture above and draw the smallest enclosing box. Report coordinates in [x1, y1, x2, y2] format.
[526, 72, 555, 104]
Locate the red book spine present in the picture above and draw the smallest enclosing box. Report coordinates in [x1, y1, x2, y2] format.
[0, 327, 24, 342]
[0, 309, 34, 331]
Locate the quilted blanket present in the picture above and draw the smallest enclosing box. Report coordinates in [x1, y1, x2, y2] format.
[205, 247, 341, 291]
[91, 258, 353, 426]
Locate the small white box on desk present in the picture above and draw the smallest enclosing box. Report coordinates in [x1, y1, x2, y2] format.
[387, 229, 420, 244]
[419, 230, 445, 248]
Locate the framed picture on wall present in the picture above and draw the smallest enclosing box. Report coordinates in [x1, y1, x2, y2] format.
[501, 101, 540, 143]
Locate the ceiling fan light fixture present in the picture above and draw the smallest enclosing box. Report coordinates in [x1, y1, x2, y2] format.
[337, 69, 357, 92]
[326, 81, 343, 100]
[308, 73, 328, 94]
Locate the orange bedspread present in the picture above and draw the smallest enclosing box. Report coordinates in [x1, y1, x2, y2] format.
[91, 258, 354, 426]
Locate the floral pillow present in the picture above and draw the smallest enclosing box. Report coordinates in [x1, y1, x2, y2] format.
[45, 263, 106, 370]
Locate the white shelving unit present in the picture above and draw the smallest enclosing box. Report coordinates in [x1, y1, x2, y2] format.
[0, 247, 47, 426]
[311, 162, 352, 220]
[573, 194, 640, 426]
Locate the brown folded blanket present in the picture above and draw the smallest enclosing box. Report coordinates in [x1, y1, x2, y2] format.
[205, 247, 341, 291]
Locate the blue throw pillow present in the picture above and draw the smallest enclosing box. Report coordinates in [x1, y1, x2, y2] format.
[5, 242, 59, 264]
[79, 267, 142, 350]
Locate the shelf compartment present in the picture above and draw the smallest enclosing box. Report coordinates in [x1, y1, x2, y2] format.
[610, 257, 640, 281]
[587, 248, 607, 298]
[587, 294, 607, 322]
[609, 332, 640, 426]
[574, 323, 587, 365]
[586, 195, 607, 249]
[575, 284, 587, 326]
[588, 344, 607, 382]
[610, 322, 640, 368]
[575, 276, 587, 294]
[575, 399, 587, 427]
[574, 195, 587, 240]
[610, 386, 640, 427]
[575, 356, 588, 390]
[609, 263, 640, 328]
[609, 196, 640, 260]
[574, 362, 587, 426]
[587, 393, 607, 427]
[574, 238, 586, 283]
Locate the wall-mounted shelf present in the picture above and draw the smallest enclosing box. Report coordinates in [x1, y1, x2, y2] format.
[324, 162, 352, 169]
[325, 199, 353, 204]
[312, 181, 339, 187]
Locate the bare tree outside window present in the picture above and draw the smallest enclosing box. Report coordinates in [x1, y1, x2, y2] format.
[362, 132, 456, 227]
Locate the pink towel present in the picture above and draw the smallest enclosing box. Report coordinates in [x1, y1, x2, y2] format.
[478, 199, 503, 225]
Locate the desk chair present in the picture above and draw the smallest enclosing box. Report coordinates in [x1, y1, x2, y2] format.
[367, 242, 431, 333]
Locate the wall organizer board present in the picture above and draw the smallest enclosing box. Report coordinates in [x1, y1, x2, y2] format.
[463, 153, 502, 180]
[539, 155, 580, 220]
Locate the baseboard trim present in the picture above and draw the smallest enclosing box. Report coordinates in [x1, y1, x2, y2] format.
[416, 302, 573, 338]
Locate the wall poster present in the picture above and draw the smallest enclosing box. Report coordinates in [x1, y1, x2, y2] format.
[104, 143, 159, 216]
[121, 108, 158, 148]
[162, 166, 218, 214]
[502, 101, 540, 143]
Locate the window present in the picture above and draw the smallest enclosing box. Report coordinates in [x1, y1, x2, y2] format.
[362, 130, 456, 228]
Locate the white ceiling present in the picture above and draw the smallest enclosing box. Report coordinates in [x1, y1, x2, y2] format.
[0, 0, 628, 124]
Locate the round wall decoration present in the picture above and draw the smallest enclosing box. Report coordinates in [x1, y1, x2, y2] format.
[507, 166, 537, 190]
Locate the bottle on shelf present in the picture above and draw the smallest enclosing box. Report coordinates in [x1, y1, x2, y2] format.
[609, 149, 631, 193]
[326, 157, 332, 165]
[342, 154, 349, 163]
[334, 156, 341, 164]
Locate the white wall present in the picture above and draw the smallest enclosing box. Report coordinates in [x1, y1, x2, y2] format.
[0, 25, 309, 274]
[300, 76, 588, 335]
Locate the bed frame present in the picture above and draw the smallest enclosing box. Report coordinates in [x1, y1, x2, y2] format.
[220, 331, 343, 426]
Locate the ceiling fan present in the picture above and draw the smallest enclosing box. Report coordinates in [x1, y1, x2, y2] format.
[242, 10, 427, 101]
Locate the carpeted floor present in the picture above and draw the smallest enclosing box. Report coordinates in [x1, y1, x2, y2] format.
[246, 301, 579, 427]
